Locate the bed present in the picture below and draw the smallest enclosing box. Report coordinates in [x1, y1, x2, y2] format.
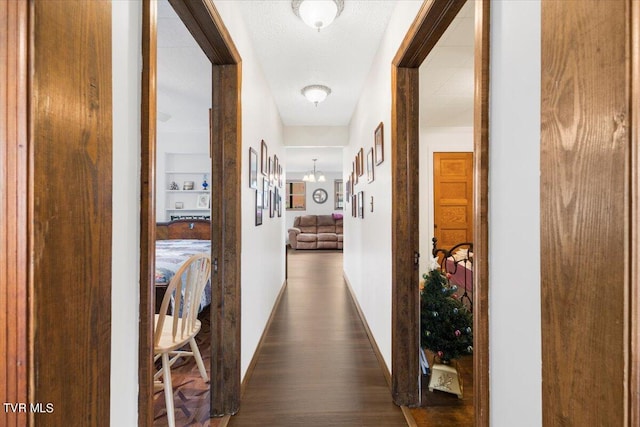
[432, 237, 473, 311]
[156, 219, 212, 313]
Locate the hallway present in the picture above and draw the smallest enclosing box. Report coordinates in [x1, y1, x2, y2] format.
[228, 250, 407, 426]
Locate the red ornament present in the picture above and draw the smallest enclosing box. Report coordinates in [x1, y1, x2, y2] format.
[437, 351, 444, 358]
[455, 329, 461, 337]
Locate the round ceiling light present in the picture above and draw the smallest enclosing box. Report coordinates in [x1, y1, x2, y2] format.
[292, 0, 345, 31]
[301, 85, 332, 106]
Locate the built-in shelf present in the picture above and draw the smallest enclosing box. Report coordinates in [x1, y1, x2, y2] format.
[163, 153, 211, 220]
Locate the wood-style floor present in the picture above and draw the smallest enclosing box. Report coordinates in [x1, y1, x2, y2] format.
[153, 249, 473, 426]
[228, 249, 407, 427]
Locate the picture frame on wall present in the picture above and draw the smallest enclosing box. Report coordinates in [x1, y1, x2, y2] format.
[261, 140, 268, 176]
[197, 194, 210, 209]
[268, 157, 274, 187]
[255, 190, 263, 226]
[263, 178, 269, 211]
[273, 155, 279, 184]
[357, 148, 364, 177]
[352, 194, 357, 217]
[249, 147, 258, 189]
[278, 165, 283, 187]
[374, 122, 384, 165]
[367, 147, 375, 183]
[269, 190, 275, 218]
[353, 161, 358, 185]
[358, 191, 364, 218]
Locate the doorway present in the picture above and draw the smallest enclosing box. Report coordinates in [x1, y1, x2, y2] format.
[390, 1, 489, 425]
[139, 0, 242, 424]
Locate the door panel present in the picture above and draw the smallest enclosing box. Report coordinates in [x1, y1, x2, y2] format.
[434, 152, 473, 250]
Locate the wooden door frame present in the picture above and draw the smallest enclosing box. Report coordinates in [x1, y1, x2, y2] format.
[632, 2, 640, 424]
[0, 2, 29, 426]
[390, 1, 490, 425]
[139, 0, 242, 424]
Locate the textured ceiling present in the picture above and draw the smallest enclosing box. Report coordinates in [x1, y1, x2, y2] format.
[419, 1, 475, 128]
[236, 1, 397, 126]
[156, 0, 474, 135]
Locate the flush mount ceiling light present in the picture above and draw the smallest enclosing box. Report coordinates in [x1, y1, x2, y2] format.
[302, 158, 326, 182]
[292, 0, 344, 32]
[301, 84, 332, 106]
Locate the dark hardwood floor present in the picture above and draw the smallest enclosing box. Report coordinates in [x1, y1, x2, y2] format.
[153, 249, 473, 426]
[228, 249, 407, 427]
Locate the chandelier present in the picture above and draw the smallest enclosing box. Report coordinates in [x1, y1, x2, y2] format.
[301, 85, 331, 106]
[302, 159, 326, 182]
[292, 0, 345, 32]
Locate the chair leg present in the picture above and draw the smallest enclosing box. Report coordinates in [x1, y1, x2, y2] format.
[161, 352, 176, 427]
[189, 337, 209, 382]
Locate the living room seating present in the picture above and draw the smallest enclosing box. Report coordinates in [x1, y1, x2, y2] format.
[288, 214, 343, 250]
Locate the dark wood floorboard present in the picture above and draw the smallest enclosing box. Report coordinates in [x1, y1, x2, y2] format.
[228, 250, 407, 427]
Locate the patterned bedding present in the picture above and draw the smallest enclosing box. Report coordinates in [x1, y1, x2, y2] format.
[155, 239, 212, 312]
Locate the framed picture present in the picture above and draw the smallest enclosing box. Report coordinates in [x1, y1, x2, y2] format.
[345, 177, 351, 201]
[357, 148, 364, 177]
[352, 194, 357, 217]
[278, 164, 283, 187]
[175, 202, 183, 209]
[374, 122, 384, 165]
[268, 157, 274, 187]
[273, 155, 279, 184]
[353, 161, 358, 185]
[196, 193, 210, 209]
[269, 190, 275, 218]
[261, 140, 268, 176]
[277, 192, 282, 217]
[263, 178, 269, 211]
[249, 147, 258, 189]
[255, 190, 263, 226]
[358, 191, 364, 218]
[367, 147, 375, 183]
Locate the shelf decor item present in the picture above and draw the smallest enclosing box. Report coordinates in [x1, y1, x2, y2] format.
[169, 181, 179, 190]
[202, 175, 208, 190]
[183, 181, 194, 191]
[175, 202, 184, 209]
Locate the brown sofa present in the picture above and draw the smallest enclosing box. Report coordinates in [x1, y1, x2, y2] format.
[288, 214, 343, 250]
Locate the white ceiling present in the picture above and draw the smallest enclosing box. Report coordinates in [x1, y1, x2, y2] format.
[236, 0, 397, 126]
[156, 0, 475, 146]
[285, 146, 344, 173]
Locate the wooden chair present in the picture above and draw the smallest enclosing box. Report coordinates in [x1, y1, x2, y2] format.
[154, 253, 211, 427]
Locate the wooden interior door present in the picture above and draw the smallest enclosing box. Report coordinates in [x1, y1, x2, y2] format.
[433, 152, 474, 250]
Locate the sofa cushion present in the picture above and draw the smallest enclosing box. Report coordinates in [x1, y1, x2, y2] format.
[337, 234, 343, 242]
[297, 215, 318, 233]
[335, 219, 343, 234]
[297, 233, 317, 243]
[317, 215, 335, 226]
[317, 240, 338, 249]
[317, 233, 338, 242]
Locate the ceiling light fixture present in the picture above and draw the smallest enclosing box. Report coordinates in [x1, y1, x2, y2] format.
[292, 0, 344, 32]
[302, 158, 326, 182]
[301, 84, 331, 106]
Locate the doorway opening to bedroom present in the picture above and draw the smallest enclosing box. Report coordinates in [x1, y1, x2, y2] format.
[140, 0, 242, 425]
[390, 1, 489, 425]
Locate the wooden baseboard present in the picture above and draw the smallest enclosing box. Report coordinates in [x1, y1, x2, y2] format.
[240, 279, 288, 397]
[342, 272, 392, 388]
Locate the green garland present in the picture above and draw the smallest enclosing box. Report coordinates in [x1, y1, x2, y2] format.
[420, 268, 473, 362]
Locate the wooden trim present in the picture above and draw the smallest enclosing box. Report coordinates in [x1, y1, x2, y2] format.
[138, 0, 157, 425]
[472, 1, 490, 425]
[391, 65, 420, 406]
[393, 0, 466, 68]
[0, 2, 29, 426]
[343, 273, 392, 388]
[30, 2, 113, 424]
[240, 280, 288, 397]
[140, 0, 242, 421]
[210, 62, 242, 416]
[391, 0, 490, 422]
[541, 2, 629, 425]
[400, 406, 419, 427]
[629, 1, 639, 424]
[168, 0, 240, 65]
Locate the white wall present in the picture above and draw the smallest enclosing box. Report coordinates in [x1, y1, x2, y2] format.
[213, 0, 287, 380]
[418, 127, 473, 273]
[489, 2, 541, 425]
[343, 0, 424, 370]
[111, 1, 141, 425]
[284, 126, 349, 146]
[285, 172, 343, 233]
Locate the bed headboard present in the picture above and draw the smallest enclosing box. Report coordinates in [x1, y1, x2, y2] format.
[156, 219, 211, 240]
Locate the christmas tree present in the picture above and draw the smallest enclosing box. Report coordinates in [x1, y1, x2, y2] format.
[420, 261, 473, 362]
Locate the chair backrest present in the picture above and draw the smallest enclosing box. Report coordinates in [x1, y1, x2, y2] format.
[155, 253, 211, 347]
